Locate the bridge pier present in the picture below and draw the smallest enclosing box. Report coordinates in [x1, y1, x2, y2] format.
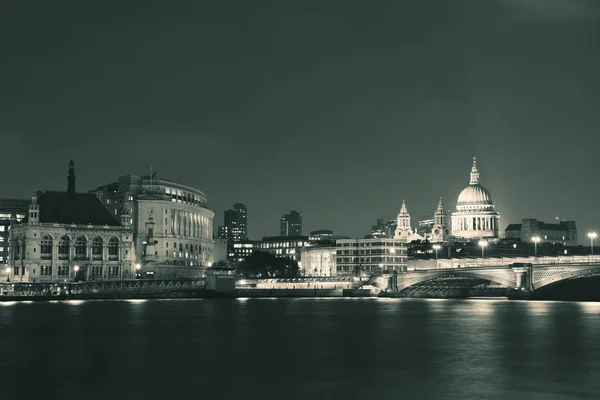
[511, 264, 533, 292]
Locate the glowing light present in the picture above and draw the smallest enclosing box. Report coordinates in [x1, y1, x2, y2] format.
[588, 232, 598, 239]
[135, 263, 141, 270]
[478, 240, 488, 248]
[532, 236, 541, 243]
[73, 265, 80, 272]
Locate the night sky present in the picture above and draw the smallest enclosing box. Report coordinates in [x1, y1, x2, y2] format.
[1, 0, 599, 241]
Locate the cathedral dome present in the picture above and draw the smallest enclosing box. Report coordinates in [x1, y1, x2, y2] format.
[457, 184, 493, 206]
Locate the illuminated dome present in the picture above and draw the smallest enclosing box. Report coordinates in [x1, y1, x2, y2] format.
[457, 184, 493, 206]
[451, 157, 500, 239]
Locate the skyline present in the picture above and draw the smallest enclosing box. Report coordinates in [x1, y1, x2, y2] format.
[1, 0, 599, 239]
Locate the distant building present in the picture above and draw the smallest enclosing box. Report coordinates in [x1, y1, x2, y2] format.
[416, 217, 434, 238]
[0, 198, 29, 267]
[257, 235, 310, 262]
[505, 218, 577, 246]
[217, 203, 247, 241]
[90, 172, 215, 279]
[335, 238, 408, 275]
[213, 238, 229, 265]
[309, 229, 333, 241]
[231, 239, 259, 263]
[369, 219, 396, 239]
[280, 211, 302, 236]
[9, 161, 133, 282]
[300, 246, 336, 276]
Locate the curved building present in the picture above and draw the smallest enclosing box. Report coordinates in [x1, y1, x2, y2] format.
[451, 158, 500, 239]
[91, 174, 214, 279]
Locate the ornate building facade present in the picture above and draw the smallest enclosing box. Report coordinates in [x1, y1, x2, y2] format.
[451, 158, 500, 239]
[90, 174, 215, 279]
[431, 198, 450, 243]
[8, 161, 133, 282]
[394, 200, 413, 241]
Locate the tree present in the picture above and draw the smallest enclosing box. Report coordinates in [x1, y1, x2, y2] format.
[238, 251, 299, 278]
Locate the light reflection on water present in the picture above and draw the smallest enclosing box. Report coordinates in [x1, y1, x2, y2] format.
[0, 298, 599, 400]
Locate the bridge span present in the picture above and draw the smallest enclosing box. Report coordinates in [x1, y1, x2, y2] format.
[356, 262, 600, 298]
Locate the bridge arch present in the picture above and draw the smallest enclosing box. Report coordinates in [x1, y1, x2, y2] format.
[532, 265, 600, 290]
[397, 268, 517, 292]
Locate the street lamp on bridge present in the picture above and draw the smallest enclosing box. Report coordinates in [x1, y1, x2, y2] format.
[478, 240, 488, 260]
[5, 266, 10, 283]
[532, 236, 541, 258]
[432, 244, 441, 260]
[588, 232, 597, 261]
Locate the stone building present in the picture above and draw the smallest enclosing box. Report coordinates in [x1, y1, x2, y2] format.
[451, 158, 500, 239]
[8, 161, 133, 282]
[90, 173, 215, 279]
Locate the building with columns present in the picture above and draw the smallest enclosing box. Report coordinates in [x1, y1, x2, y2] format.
[90, 173, 215, 279]
[8, 161, 133, 282]
[451, 158, 500, 239]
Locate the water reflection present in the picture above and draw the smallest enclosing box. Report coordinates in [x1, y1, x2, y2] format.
[1, 298, 600, 399]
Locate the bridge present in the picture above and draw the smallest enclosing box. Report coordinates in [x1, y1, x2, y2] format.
[355, 261, 600, 298]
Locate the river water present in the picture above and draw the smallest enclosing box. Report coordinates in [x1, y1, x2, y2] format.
[1, 298, 599, 400]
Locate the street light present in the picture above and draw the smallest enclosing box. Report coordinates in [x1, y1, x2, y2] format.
[588, 232, 597, 261]
[478, 240, 488, 260]
[4, 266, 10, 283]
[532, 236, 541, 258]
[432, 244, 441, 260]
[135, 263, 142, 279]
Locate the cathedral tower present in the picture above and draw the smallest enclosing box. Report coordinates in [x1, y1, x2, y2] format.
[67, 160, 76, 195]
[394, 200, 413, 242]
[431, 198, 449, 243]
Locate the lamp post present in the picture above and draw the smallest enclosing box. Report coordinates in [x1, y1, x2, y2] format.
[5, 266, 10, 283]
[588, 232, 597, 261]
[433, 244, 441, 260]
[135, 263, 142, 279]
[73, 265, 80, 282]
[478, 240, 488, 261]
[532, 236, 541, 258]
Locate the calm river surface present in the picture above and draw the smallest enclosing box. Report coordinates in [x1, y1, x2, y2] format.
[1, 298, 600, 400]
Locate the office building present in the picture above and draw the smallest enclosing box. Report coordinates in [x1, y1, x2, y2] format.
[280, 211, 302, 236]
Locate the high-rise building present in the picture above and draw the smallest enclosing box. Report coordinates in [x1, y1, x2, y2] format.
[280, 211, 302, 236]
[217, 203, 247, 241]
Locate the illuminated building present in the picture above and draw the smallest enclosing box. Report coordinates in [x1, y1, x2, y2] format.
[451, 158, 500, 239]
[257, 236, 310, 262]
[416, 217, 434, 238]
[280, 210, 302, 236]
[335, 238, 408, 275]
[217, 203, 247, 241]
[394, 200, 413, 241]
[8, 161, 133, 282]
[505, 219, 577, 246]
[90, 172, 214, 279]
[231, 240, 259, 263]
[0, 198, 29, 267]
[300, 246, 337, 276]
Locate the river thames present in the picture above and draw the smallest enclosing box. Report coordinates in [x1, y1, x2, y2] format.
[1, 298, 599, 400]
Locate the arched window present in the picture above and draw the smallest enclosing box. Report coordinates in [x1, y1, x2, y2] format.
[74, 236, 88, 260]
[41, 235, 53, 259]
[108, 237, 119, 261]
[91, 237, 103, 260]
[58, 236, 70, 260]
